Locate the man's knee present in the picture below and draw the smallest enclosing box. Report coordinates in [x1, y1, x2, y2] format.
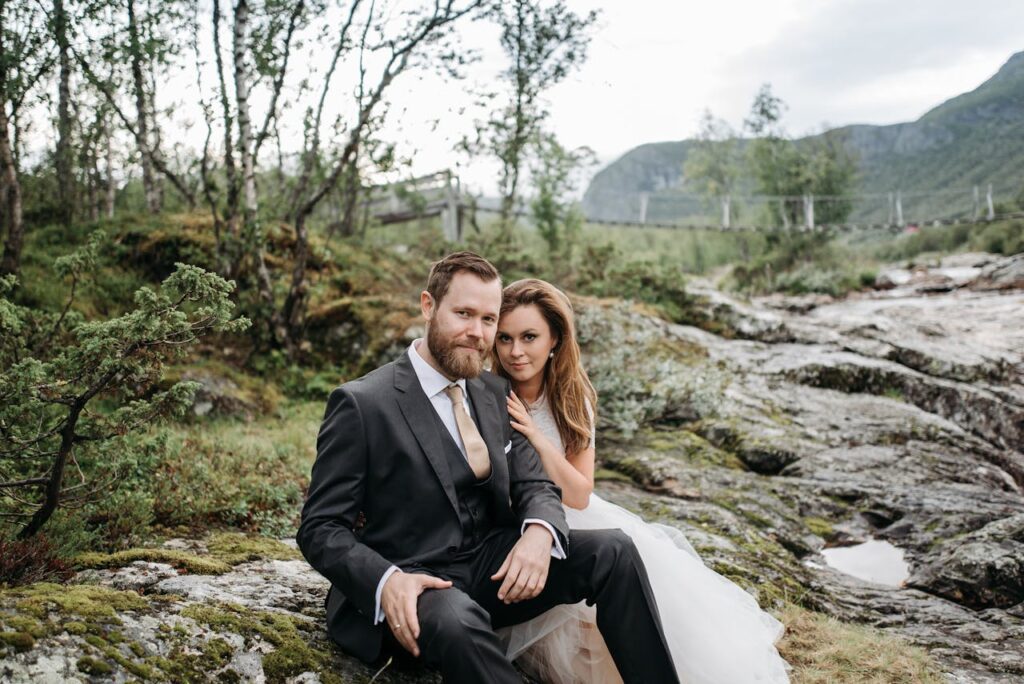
[416, 588, 493, 654]
[574, 528, 641, 576]
[602, 529, 640, 564]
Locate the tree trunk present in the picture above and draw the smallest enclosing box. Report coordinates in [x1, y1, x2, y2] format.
[146, 56, 165, 210]
[233, 0, 258, 230]
[127, 0, 161, 214]
[0, 100, 24, 277]
[104, 130, 116, 218]
[212, 0, 240, 238]
[337, 152, 361, 238]
[18, 402, 81, 539]
[54, 0, 74, 226]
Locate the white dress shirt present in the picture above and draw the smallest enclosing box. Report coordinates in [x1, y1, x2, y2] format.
[372, 340, 566, 624]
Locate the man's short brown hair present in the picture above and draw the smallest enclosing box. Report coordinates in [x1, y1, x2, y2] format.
[426, 251, 501, 304]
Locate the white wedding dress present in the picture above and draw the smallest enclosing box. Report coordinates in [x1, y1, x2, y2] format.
[499, 394, 790, 683]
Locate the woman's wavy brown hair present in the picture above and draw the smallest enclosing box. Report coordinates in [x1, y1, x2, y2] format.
[493, 279, 597, 457]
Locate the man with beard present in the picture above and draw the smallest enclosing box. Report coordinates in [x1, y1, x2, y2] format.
[297, 252, 679, 683]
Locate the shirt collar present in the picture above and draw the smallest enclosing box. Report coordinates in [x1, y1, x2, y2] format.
[408, 339, 467, 399]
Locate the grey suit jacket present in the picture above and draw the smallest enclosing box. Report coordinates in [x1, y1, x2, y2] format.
[296, 350, 569, 661]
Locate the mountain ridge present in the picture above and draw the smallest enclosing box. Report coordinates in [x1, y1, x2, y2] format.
[583, 50, 1024, 224]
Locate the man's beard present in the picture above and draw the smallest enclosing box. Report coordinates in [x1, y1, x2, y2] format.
[427, 323, 487, 379]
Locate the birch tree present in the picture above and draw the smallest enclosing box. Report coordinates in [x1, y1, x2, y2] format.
[195, 0, 309, 276]
[73, 0, 196, 212]
[468, 0, 597, 241]
[278, 0, 488, 355]
[683, 110, 741, 224]
[53, 0, 76, 226]
[0, 0, 53, 278]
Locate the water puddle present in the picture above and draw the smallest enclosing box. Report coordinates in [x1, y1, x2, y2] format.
[820, 539, 910, 587]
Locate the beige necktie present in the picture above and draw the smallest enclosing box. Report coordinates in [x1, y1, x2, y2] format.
[444, 384, 492, 480]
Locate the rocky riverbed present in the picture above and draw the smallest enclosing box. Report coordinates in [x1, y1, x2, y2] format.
[1, 252, 1021, 683]
[586, 251, 1024, 682]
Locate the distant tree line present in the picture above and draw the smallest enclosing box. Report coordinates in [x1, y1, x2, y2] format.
[684, 84, 858, 227]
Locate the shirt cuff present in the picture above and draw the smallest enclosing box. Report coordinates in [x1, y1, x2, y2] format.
[374, 565, 401, 624]
[522, 519, 566, 559]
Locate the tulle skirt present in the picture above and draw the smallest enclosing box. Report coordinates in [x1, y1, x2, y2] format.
[498, 494, 790, 684]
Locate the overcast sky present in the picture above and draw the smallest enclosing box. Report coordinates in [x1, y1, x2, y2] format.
[384, 0, 1024, 193]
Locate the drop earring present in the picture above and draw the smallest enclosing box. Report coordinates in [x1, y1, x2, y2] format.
[549, 351, 555, 359]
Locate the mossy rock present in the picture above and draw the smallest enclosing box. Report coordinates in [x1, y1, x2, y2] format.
[691, 419, 800, 475]
[776, 603, 945, 683]
[304, 294, 420, 373]
[182, 603, 347, 684]
[0, 583, 154, 661]
[2, 583, 149, 621]
[77, 655, 114, 675]
[162, 358, 282, 418]
[206, 532, 303, 565]
[804, 516, 835, 538]
[75, 549, 232, 575]
[594, 468, 634, 484]
[119, 214, 220, 278]
[640, 428, 746, 470]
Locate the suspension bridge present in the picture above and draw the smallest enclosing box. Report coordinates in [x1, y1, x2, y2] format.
[364, 170, 1024, 241]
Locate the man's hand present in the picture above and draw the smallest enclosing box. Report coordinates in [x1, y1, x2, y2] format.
[491, 524, 554, 604]
[381, 571, 452, 657]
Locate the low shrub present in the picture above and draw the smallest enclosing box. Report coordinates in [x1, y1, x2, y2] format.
[0, 536, 75, 587]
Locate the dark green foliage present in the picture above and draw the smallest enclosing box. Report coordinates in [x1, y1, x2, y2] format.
[0, 232, 249, 539]
[877, 220, 1024, 262]
[572, 243, 696, 324]
[529, 132, 594, 263]
[730, 230, 864, 296]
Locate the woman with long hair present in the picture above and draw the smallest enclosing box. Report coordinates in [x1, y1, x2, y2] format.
[492, 278, 790, 684]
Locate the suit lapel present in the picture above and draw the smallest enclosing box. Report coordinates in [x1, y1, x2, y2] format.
[394, 353, 459, 515]
[467, 377, 511, 505]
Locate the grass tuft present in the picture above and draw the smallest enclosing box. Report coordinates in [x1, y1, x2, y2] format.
[776, 603, 944, 683]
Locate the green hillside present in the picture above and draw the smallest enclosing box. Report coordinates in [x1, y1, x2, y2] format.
[583, 51, 1024, 225]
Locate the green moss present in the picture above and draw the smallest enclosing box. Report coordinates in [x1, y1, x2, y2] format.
[1, 614, 47, 638]
[77, 656, 114, 675]
[206, 533, 302, 565]
[881, 387, 904, 402]
[637, 499, 675, 523]
[146, 647, 216, 682]
[6, 583, 147, 621]
[202, 637, 234, 668]
[104, 645, 158, 680]
[64, 621, 88, 635]
[75, 549, 232, 575]
[601, 455, 661, 486]
[217, 669, 242, 683]
[162, 358, 282, 416]
[644, 429, 739, 469]
[593, 468, 634, 483]
[804, 517, 835, 538]
[85, 634, 108, 649]
[0, 631, 35, 652]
